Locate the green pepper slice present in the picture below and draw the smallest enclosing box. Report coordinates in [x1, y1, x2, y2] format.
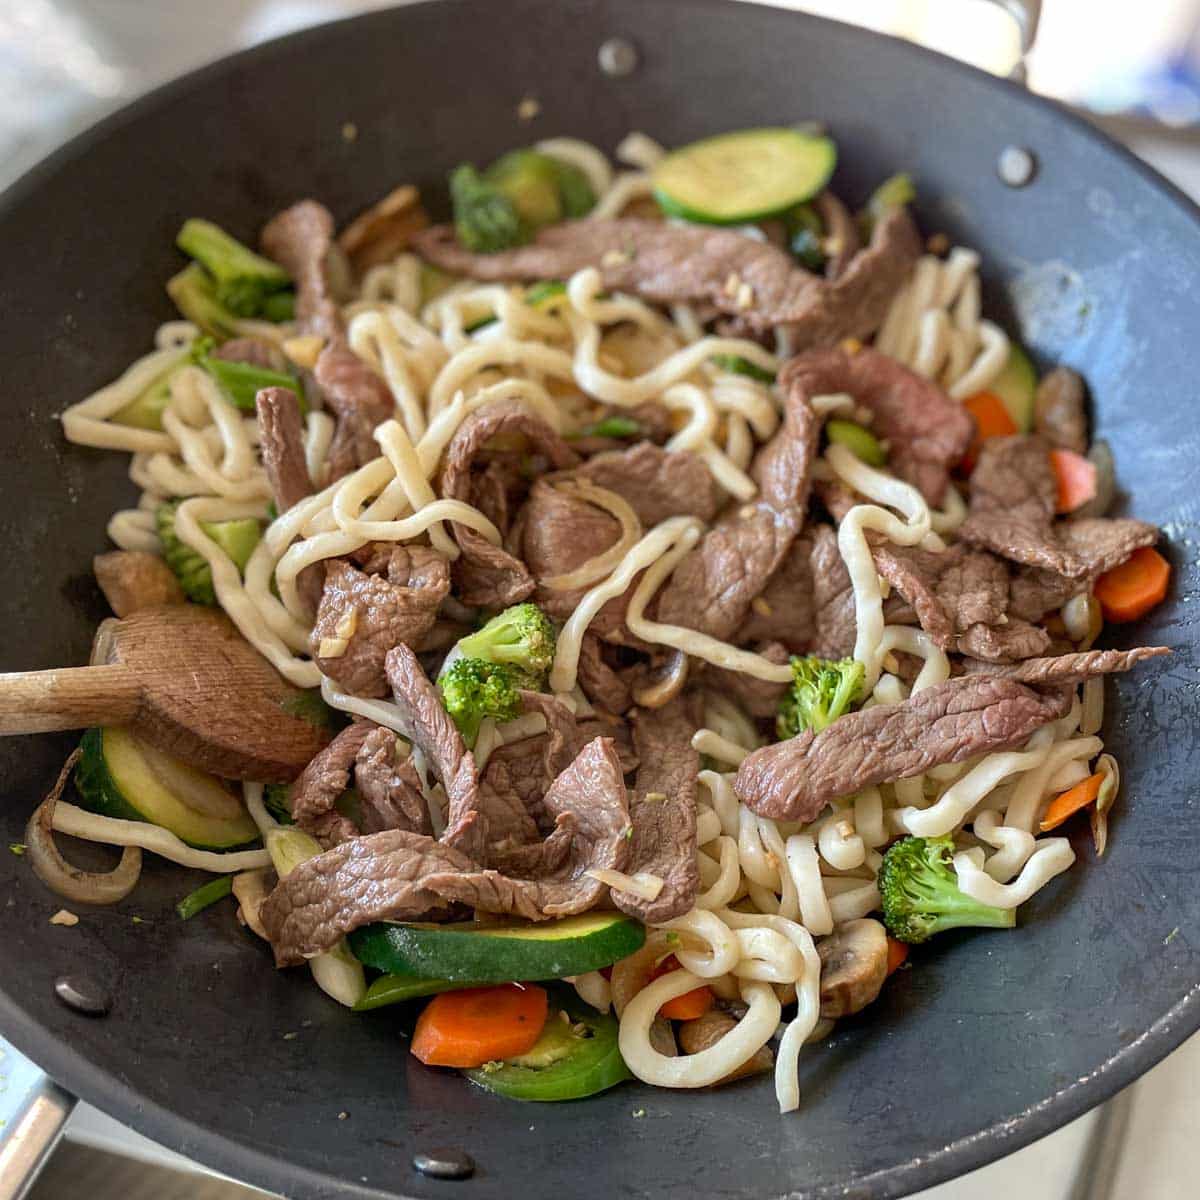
[463, 992, 630, 1102]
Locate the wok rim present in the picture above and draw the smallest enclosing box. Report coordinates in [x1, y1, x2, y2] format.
[1, 2, 1198, 1197]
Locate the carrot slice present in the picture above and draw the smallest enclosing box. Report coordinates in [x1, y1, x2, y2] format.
[1095, 547, 1171, 623]
[1040, 772, 1104, 832]
[886, 937, 909, 976]
[1049, 448, 1097, 513]
[650, 954, 714, 1020]
[411, 984, 548, 1068]
[961, 391, 1018, 473]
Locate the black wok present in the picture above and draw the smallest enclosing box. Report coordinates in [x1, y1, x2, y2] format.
[1, 1, 1198, 1197]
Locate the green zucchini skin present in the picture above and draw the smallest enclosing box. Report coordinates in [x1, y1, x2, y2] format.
[988, 344, 1038, 431]
[74, 727, 260, 852]
[348, 914, 645, 983]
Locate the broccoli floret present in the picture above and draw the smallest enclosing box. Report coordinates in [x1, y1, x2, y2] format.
[156, 501, 263, 605]
[438, 657, 523, 746]
[776, 655, 865, 740]
[450, 164, 526, 253]
[176, 219, 292, 318]
[455, 602, 556, 683]
[879, 836, 1016, 945]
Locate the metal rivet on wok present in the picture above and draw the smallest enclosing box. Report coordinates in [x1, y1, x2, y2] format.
[598, 37, 638, 77]
[54, 975, 111, 1016]
[413, 1148, 476, 1180]
[997, 145, 1037, 187]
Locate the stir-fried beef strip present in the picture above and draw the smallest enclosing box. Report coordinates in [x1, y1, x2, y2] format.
[256, 386, 312, 514]
[288, 722, 373, 846]
[782, 347, 973, 506]
[261, 200, 394, 477]
[736, 534, 816, 650]
[734, 639, 1165, 827]
[311, 551, 449, 697]
[656, 382, 819, 641]
[93, 550, 185, 617]
[961, 646, 1169, 684]
[440, 399, 579, 607]
[414, 207, 920, 348]
[577, 634, 634, 714]
[613, 694, 701, 924]
[261, 736, 631, 964]
[870, 540, 1050, 663]
[355, 725, 432, 836]
[810, 525, 857, 658]
[569, 443, 721, 526]
[734, 675, 1075, 823]
[384, 642, 483, 857]
[1034, 366, 1088, 454]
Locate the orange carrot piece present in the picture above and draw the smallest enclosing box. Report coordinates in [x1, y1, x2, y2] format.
[961, 391, 1018, 473]
[650, 954, 714, 1020]
[886, 937, 909, 976]
[1049, 448, 1097, 513]
[411, 984, 548, 1068]
[1040, 772, 1104, 832]
[1095, 547, 1171, 623]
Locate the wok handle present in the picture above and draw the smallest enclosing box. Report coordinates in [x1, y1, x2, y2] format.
[0, 664, 140, 734]
[980, 0, 1042, 80]
[0, 1036, 75, 1200]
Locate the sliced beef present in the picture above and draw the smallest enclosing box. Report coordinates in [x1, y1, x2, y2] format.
[810, 525, 857, 658]
[311, 554, 449, 697]
[413, 207, 920, 349]
[93, 550, 185, 617]
[440, 400, 579, 608]
[656, 503, 802, 642]
[655, 385, 818, 643]
[261, 200, 393, 476]
[961, 646, 1169, 684]
[261, 735, 631, 964]
[520, 479, 641, 643]
[577, 634, 634, 714]
[214, 337, 286, 371]
[355, 726, 432, 836]
[735, 674, 1074, 822]
[1035, 367, 1088, 454]
[385, 642, 483, 857]
[704, 641, 791, 720]
[737, 534, 815, 650]
[614, 695, 701, 924]
[256, 386, 312, 514]
[781, 347, 972, 505]
[288, 722, 372, 845]
[570, 443, 720, 525]
[871, 540, 1049, 663]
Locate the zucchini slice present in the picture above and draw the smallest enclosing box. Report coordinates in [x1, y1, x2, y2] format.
[348, 913, 645, 983]
[653, 127, 836, 225]
[989, 344, 1038, 432]
[75, 726, 259, 850]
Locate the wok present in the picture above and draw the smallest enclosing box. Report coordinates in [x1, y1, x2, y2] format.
[1, 1, 1198, 1197]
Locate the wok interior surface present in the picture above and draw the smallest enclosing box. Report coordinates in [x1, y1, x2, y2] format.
[1, 1, 1198, 1197]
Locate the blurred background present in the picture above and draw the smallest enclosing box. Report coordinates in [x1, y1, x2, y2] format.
[1, 1, 1198, 1198]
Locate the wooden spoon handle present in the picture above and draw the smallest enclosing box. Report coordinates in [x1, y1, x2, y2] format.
[0, 664, 140, 734]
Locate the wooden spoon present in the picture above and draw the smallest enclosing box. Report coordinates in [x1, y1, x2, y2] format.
[0, 606, 330, 782]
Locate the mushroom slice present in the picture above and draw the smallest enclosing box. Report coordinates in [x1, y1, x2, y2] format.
[817, 917, 889, 1018]
[337, 184, 430, 273]
[678, 1009, 773, 1084]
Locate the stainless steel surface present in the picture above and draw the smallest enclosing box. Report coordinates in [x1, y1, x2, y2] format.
[0, 1037, 74, 1200]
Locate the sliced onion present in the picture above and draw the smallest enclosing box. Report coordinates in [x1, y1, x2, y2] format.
[26, 748, 142, 905]
[632, 648, 689, 708]
[541, 480, 642, 591]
